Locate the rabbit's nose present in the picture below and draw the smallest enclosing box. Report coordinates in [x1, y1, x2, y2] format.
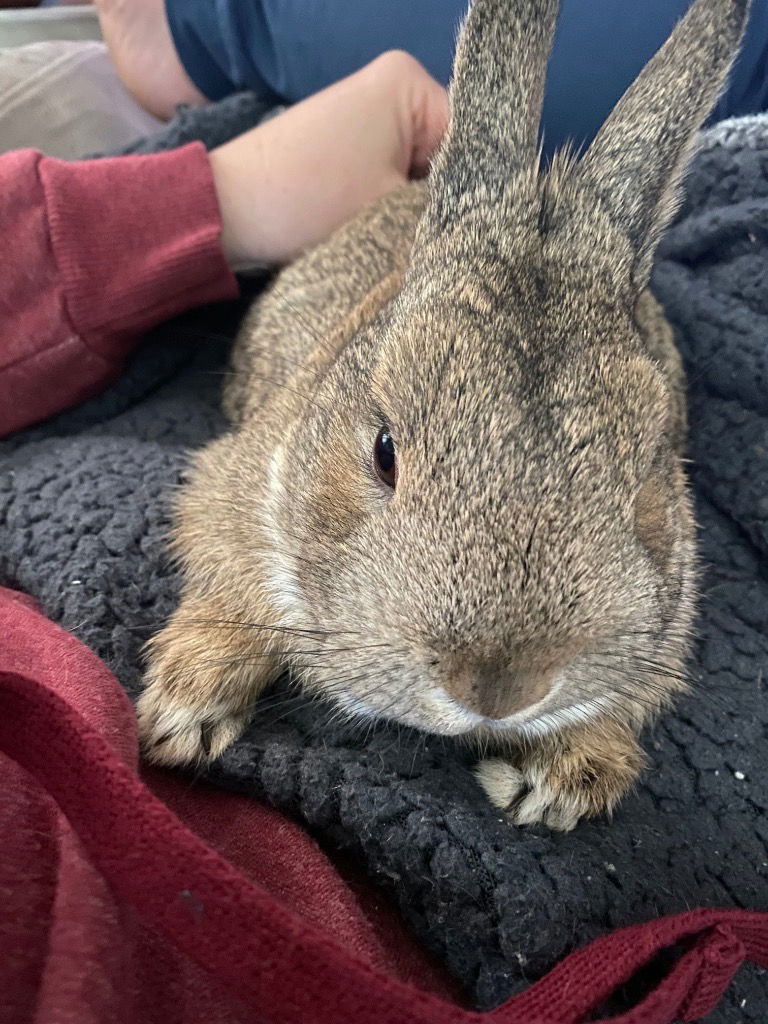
[443, 658, 554, 720]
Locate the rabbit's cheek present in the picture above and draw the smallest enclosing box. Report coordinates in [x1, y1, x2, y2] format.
[634, 473, 672, 571]
[271, 429, 376, 552]
[304, 454, 371, 545]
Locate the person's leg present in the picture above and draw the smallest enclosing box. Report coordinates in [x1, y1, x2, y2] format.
[103, 0, 768, 152]
[95, 0, 207, 120]
[163, 0, 465, 108]
[540, 0, 768, 155]
[166, 0, 768, 155]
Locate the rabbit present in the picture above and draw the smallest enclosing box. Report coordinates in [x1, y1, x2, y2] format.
[138, 0, 749, 831]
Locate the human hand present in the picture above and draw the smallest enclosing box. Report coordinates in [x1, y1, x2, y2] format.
[209, 51, 448, 269]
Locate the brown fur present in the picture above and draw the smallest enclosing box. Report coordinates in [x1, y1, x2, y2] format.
[138, 0, 748, 829]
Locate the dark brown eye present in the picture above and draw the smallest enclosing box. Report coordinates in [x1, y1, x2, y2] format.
[373, 427, 396, 489]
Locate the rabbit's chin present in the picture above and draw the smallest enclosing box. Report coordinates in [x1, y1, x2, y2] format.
[326, 678, 611, 742]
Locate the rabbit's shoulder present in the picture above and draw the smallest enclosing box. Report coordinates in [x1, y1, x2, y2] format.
[224, 184, 425, 424]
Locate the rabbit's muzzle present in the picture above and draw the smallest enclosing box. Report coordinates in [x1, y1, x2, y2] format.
[442, 655, 555, 720]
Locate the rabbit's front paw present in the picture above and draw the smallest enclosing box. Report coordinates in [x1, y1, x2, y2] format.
[475, 722, 644, 831]
[137, 602, 281, 767]
[137, 684, 256, 767]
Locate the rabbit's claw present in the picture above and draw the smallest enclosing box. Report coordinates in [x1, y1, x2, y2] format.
[476, 758, 587, 831]
[137, 685, 254, 767]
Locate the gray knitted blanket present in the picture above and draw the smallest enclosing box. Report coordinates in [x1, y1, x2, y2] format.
[2, 101, 768, 1020]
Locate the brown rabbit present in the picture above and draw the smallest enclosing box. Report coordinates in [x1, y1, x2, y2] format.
[138, 0, 749, 830]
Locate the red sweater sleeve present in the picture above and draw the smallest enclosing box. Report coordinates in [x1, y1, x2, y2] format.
[0, 143, 238, 437]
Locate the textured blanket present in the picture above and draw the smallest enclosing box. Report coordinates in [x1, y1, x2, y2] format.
[2, 104, 768, 1020]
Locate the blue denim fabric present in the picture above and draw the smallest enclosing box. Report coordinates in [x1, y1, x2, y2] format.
[166, 0, 768, 156]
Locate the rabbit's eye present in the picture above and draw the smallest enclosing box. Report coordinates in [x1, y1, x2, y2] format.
[373, 428, 396, 489]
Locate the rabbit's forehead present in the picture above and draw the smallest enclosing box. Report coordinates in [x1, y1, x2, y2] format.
[374, 307, 665, 469]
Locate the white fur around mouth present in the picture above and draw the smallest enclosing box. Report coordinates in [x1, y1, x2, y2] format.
[331, 690, 379, 720]
[325, 682, 610, 739]
[430, 685, 610, 738]
[512, 697, 612, 738]
[430, 686, 551, 734]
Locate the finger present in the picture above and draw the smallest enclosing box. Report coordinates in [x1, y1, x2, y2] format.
[408, 69, 450, 179]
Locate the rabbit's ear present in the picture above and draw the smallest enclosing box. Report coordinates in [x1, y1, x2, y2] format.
[423, 0, 560, 231]
[578, 0, 749, 289]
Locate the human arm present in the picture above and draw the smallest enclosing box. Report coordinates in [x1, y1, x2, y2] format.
[0, 51, 447, 436]
[0, 143, 236, 437]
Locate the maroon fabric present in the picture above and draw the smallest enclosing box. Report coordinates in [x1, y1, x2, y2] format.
[1, 585, 767, 1024]
[0, 145, 237, 437]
